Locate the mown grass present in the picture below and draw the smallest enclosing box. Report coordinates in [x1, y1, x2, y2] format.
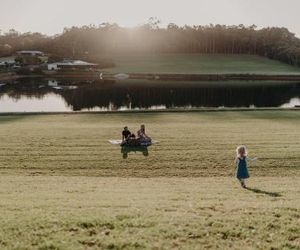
[106, 54, 300, 74]
[0, 111, 299, 177]
[0, 111, 299, 249]
[0, 176, 299, 249]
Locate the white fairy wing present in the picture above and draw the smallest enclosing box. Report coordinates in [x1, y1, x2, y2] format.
[108, 140, 159, 145]
[108, 140, 123, 145]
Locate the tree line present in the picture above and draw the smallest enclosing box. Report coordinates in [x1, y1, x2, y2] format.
[1, 23, 300, 67]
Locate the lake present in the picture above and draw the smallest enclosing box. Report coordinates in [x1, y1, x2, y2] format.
[0, 78, 300, 112]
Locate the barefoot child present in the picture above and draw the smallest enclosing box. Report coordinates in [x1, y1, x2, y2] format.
[235, 145, 257, 188]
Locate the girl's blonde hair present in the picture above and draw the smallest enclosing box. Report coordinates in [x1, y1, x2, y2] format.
[236, 145, 247, 157]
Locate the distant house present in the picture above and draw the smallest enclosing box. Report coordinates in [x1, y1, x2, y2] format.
[16, 51, 48, 65]
[47, 60, 98, 71]
[17, 50, 45, 56]
[0, 56, 17, 68]
[48, 80, 58, 87]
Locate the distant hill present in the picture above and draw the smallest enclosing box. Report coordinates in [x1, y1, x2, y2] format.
[106, 54, 300, 75]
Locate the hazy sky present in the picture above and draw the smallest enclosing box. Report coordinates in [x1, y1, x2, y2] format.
[1, 0, 300, 37]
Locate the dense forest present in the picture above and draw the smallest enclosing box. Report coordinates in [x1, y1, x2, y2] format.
[1, 22, 300, 66]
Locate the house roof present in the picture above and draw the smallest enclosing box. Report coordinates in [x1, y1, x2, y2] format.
[18, 50, 44, 54]
[51, 60, 97, 66]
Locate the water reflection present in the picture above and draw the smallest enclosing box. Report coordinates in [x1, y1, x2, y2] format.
[281, 97, 300, 108]
[0, 93, 69, 112]
[0, 78, 300, 112]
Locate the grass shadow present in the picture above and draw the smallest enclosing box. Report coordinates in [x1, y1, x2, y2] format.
[245, 187, 282, 197]
[121, 146, 149, 159]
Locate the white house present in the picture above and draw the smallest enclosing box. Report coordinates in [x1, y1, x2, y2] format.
[47, 60, 98, 71]
[48, 80, 58, 87]
[0, 56, 17, 68]
[47, 63, 59, 71]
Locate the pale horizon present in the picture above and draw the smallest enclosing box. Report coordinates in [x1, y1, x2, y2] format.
[0, 0, 300, 37]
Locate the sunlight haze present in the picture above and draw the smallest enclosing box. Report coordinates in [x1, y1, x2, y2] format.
[0, 0, 300, 36]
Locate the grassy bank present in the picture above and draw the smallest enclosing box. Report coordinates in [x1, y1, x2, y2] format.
[106, 54, 300, 75]
[4, 53, 300, 82]
[0, 111, 299, 249]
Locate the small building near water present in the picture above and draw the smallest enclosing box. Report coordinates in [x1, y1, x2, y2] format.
[47, 60, 98, 71]
[48, 80, 58, 87]
[0, 56, 17, 68]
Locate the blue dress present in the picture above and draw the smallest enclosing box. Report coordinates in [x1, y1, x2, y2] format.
[236, 157, 250, 179]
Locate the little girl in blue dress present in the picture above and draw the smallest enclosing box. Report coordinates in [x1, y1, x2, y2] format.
[235, 145, 257, 188]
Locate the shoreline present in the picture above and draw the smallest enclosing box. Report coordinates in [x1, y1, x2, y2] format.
[2, 72, 300, 82]
[0, 107, 299, 116]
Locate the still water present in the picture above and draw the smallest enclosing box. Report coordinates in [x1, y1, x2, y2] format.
[0, 79, 300, 112]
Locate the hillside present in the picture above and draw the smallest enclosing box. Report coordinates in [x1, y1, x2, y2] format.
[106, 54, 300, 75]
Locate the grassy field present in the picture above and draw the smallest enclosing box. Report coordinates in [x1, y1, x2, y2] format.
[0, 176, 299, 250]
[1, 111, 299, 177]
[0, 111, 299, 249]
[106, 54, 300, 75]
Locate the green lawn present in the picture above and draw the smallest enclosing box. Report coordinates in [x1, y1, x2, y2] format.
[0, 111, 299, 249]
[105, 54, 300, 75]
[0, 176, 299, 250]
[1, 111, 299, 177]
